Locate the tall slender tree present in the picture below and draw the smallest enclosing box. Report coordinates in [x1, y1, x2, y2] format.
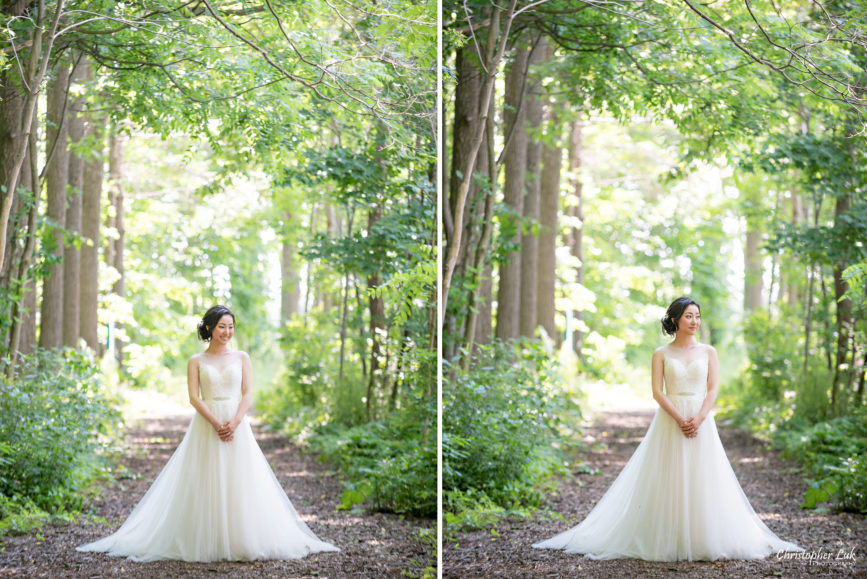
[80, 95, 104, 352]
[39, 62, 71, 350]
[107, 128, 125, 365]
[519, 38, 545, 338]
[280, 214, 301, 321]
[537, 97, 562, 343]
[63, 60, 87, 347]
[566, 120, 585, 357]
[495, 42, 529, 340]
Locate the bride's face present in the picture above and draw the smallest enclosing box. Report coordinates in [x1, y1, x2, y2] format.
[678, 305, 701, 335]
[210, 314, 235, 345]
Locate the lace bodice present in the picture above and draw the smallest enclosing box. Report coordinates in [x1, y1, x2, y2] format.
[663, 354, 708, 398]
[198, 357, 242, 401]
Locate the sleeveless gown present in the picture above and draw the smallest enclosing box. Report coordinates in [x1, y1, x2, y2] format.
[532, 353, 804, 561]
[77, 357, 339, 562]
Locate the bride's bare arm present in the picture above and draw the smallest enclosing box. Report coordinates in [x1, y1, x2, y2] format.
[187, 357, 223, 431]
[223, 352, 253, 434]
[686, 346, 719, 430]
[651, 349, 687, 427]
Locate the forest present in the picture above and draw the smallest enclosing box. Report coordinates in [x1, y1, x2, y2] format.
[0, 1, 436, 574]
[1, 0, 866, 575]
[442, 0, 867, 546]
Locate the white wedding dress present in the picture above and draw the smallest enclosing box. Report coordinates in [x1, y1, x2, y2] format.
[77, 357, 339, 562]
[533, 352, 804, 561]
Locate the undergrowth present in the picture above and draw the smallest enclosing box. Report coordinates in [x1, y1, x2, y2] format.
[0, 348, 122, 536]
[443, 340, 579, 532]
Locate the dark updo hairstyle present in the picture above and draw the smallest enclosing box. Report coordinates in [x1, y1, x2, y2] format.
[661, 297, 700, 336]
[197, 305, 235, 342]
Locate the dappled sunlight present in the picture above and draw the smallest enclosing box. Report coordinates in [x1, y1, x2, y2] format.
[282, 470, 316, 478]
[365, 539, 390, 546]
[582, 381, 657, 415]
[317, 516, 367, 527]
[119, 388, 193, 421]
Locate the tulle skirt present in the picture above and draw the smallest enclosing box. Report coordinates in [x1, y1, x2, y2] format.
[533, 395, 804, 561]
[77, 399, 339, 562]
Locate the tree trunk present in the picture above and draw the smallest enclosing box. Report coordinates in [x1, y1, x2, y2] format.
[63, 60, 87, 348]
[0, 66, 25, 289]
[787, 193, 805, 306]
[766, 187, 782, 313]
[476, 261, 493, 346]
[460, 90, 496, 367]
[495, 42, 530, 341]
[108, 129, 125, 366]
[447, 45, 487, 360]
[0, 180, 24, 301]
[6, 130, 38, 366]
[321, 202, 340, 314]
[803, 263, 814, 377]
[366, 201, 385, 421]
[831, 193, 852, 411]
[744, 225, 763, 313]
[537, 93, 561, 343]
[39, 62, 71, 350]
[280, 215, 301, 321]
[303, 204, 318, 316]
[0, 0, 63, 274]
[802, 191, 824, 378]
[337, 209, 355, 384]
[519, 38, 545, 338]
[819, 266, 834, 371]
[856, 346, 866, 407]
[80, 98, 104, 352]
[442, 1, 517, 315]
[19, 276, 37, 355]
[566, 120, 585, 357]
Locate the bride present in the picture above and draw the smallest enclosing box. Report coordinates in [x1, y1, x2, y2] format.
[533, 297, 804, 561]
[77, 305, 339, 562]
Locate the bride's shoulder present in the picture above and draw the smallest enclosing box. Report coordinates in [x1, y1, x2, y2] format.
[701, 343, 718, 358]
[652, 346, 668, 359]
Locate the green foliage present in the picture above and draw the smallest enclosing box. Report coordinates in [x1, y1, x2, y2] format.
[443, 340, 571, 528]
[308, 397, 436, 517]
[0, 185, 42, 349]
[843, 262, 867, 313]
[0, 349, 122, 534]
[260, 313, 436, 517]
[401, 527, 437, 579]
[721, 310, 866, 514]
[776, 411, 867, 514]
[742, 309, 801, 402]
[258, 312, 368, 433]
[0, 494, 52, 536]
[0, 0, 438, 542]
[120, 138, 280, 386]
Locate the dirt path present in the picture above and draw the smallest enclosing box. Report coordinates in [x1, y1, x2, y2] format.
[443, 409, 867, 578]
[0, 413, 434, 578]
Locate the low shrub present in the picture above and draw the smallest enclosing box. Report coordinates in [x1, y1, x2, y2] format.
[741, 309, 801, 402]
[0, 348, 122, 534]
[443, 339, 572, 528]
[310, 396, 436, 517]
[721, 369, 867, 515]
[259, 312, 436, 519]
[777, 410, 867, 514]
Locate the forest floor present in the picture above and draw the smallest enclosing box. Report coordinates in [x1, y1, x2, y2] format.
[443, 404, 867, 578]
[0, 406, 434, 579]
